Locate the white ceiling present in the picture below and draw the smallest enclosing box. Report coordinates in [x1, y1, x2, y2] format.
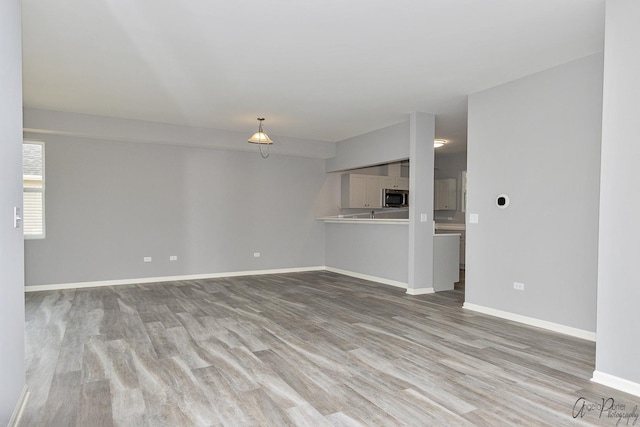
[21, 0, 605, 153]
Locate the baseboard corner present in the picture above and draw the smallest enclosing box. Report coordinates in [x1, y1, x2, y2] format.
[8, 385, 29, 427]
[592, 370, 640, 398]
[406, 287, 435, 295]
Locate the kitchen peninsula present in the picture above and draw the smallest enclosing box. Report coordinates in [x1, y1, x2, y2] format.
[319, 213, 460, 293]
[319, 208, 409, 224]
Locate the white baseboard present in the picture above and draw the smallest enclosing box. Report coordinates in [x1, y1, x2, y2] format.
[324, 267, 408, 289]
[463, 302, 596, 341]
[407, 287, 436, 295]
[24, 266, 427, 296]
[24, 266, 326, 292]
[322, 267, 435, 295]
[8, 385, 29, 427]
[592, 371, 640, 398]
[24, 266, 437, 295]
[406, 287, 435, 295]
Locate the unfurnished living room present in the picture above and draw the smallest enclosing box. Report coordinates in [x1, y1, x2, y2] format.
[2, 0, 640, 426]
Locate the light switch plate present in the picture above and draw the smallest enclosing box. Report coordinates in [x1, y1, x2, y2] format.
[420, 213, 428, 222]
[14, 207, 22, 228]
[469, 214, 479, 224]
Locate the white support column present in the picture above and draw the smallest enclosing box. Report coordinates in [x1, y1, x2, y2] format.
[407, 112, 435, 294]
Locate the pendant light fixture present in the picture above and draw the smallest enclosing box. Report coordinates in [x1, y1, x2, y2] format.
[248, 118, 273, 158]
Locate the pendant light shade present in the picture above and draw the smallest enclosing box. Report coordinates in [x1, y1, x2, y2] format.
[248, 118, 273, 158]
[248, 131, 273, 144]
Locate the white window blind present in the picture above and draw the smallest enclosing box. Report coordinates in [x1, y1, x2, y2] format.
[23, 141, 45, 238]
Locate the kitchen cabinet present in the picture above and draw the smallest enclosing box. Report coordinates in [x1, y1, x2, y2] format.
[382, 176, 409, 191]
[435, 227, 465, 268]
[433, 234, 460, 291]
[434, 178, 457, 210]
[341, 174, 383, 208]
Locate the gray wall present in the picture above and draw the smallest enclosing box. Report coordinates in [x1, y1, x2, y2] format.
[434, 151, 467, 181]
[466, 53, 603, 333]
[0, 0, 26, 422]
[24, 133, 330, 286]
[326, 121, 410, 172]
[325, 223, 408, 284]
[595, 0, 640, 385]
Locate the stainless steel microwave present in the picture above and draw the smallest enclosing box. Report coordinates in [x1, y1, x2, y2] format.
[383, 189, 409, 208]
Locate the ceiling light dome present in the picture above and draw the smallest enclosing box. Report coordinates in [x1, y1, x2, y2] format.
[434, 139, 447, 148]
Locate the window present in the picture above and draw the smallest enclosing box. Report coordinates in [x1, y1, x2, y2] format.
[23, 141, 45, 238]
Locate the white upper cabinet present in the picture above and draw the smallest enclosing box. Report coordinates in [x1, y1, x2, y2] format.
[341, 174, 383, 208]
[382, 176, 409, 191]
[434, 178, 457, 210]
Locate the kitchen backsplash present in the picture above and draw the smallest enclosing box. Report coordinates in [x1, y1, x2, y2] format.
[434, 211, 465, 224]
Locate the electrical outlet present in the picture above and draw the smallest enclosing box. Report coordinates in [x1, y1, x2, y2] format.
[170, 255, 178, 261]
[144, 257, 152, 262]
[513, 282, 524, 291]
[253, 252, 261, 258]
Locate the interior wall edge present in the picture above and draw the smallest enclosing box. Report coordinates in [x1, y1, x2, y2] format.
[22, 107, 336, 159]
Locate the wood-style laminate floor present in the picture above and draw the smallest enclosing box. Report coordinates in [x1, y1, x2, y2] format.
[21, 271, 640, 426]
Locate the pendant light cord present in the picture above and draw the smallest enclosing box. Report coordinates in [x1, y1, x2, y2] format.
[259, 144, 269, 158]
[258, 119, 269, 158]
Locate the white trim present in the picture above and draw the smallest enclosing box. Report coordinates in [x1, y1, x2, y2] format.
[462, 302, 596, 341]
[8, 385, 29, 427]
[24, 266, 326, 292]
[324, 267, 408, 289]
[406, 287, 435, 295]
[24, 266, 428, 294]
[591, 371, 640, 398]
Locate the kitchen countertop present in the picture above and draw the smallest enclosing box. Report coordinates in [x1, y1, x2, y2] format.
[318, 216, 467, 229]
[320, 217, 460, 237]
[434, 223, 466, 231]
[317, 216, 409, 225]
